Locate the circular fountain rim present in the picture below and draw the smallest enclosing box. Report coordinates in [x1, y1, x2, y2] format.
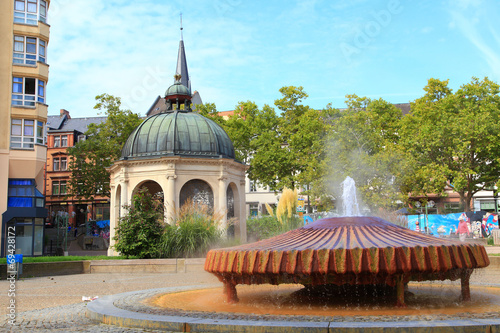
[86, 284, 500, 333]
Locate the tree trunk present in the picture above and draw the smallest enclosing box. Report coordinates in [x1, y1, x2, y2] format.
[459, 191, 471, 212]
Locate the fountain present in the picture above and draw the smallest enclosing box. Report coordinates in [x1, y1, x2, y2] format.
[86, 177, 498, 332]
[205, 177, 490, 307]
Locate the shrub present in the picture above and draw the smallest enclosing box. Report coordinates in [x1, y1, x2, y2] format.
[247, 215, 302, 241]
[113, 188, 164, 258]
[161, 199, 223, 258]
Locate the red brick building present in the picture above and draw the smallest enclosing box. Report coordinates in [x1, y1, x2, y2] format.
[45, 109, 109, 228]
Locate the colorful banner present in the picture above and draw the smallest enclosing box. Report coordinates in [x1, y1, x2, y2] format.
[407, 211, 499, 237]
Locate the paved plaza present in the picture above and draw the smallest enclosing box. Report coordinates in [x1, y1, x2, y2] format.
[1, 247, 499, 332]
[0, 271, 219, 332]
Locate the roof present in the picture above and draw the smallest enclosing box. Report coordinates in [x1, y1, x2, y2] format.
[47, 114, 107, 134]
[121, 111, 235, 160]
[165, 82, 191, 97]
[393, 103, 411, 115]
[176, 39, 191, 92]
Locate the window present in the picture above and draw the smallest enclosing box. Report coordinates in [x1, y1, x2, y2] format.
[53, 157, 67, 171]
[13, 36, 47, 65]
[249, 203, 259, 217]
[480, 201, 496, 211]
[61, 135, 68, 147]
[52, 181, 67, 195]
[36, 121, 44, 144]
[7, 179, 44, 208]
[37, 80, 45, 103]
[12, 77, 46, 106]
[14, 0, 47, 25]
[249, 180, 257, 192]
[61, 157, 67, 170]
[96, 204, 110, 221]
[11, 119, 44, 149]
[53, 158, 59, 171]
[53, 135, 68, 148]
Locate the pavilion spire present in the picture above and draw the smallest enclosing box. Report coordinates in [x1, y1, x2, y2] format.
[176, 13, 191, 93]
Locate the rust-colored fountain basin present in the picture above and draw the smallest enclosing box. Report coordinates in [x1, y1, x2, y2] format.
[205, 216, 490, 306]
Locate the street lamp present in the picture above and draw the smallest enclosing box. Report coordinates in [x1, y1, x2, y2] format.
[426, 200, 435, 235]
[493, 189, 498, 214]
[415, 201, 422, 232]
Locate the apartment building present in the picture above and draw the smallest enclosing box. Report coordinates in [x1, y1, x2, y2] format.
[0, 0, 50, 257]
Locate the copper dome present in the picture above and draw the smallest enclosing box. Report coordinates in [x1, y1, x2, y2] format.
[121, 112, 235, 160]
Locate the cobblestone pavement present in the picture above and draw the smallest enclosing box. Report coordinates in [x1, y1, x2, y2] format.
[0, 271, 219, 332]
[0, 303, 173, 332]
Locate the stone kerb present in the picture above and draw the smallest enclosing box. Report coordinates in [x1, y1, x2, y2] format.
[0, 258, 207, 279]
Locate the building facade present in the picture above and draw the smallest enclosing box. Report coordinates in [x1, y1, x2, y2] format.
[45, 110, 109, 229]
[1, 0, 50, 257]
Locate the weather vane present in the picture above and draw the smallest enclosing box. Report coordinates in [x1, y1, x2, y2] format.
[180, 13, 183, 40]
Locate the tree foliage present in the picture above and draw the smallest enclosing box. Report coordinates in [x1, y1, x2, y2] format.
[234, 87, 332, 193]
[67, 94, 142, 199]
[322, 95, 407, 211]
[399, 77, 500, 211]
[201, 78, 500, 213]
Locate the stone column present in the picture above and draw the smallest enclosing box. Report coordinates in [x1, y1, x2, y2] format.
[219, 176, 228, 230]
[108, 180, 128, 257]
[165, 173, 176, 225]
[239, 179, 247, 242]
[120, 180, 129, 218]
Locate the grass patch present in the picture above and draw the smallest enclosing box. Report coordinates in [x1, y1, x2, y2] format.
[0, 255, 135, 264]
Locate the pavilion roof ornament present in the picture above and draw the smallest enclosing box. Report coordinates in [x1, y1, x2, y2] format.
[176, 13, 191, 93]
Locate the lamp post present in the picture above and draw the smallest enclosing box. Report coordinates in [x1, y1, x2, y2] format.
[63, 212, 69, 256]
[426, 200, 435, 235]
[493, 190, 498, 214]
[415, 201, 422, 232]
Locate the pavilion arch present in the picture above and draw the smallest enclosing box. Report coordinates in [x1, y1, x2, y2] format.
[179, 179, 214, 210]
[132, 180, 165, 200]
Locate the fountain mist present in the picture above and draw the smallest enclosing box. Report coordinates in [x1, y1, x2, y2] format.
[341, 176, 360, 216]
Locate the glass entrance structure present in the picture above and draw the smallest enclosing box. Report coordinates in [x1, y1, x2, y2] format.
[2, 179, 47, 256]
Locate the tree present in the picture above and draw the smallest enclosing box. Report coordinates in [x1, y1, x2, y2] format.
[67, 94, 142, 199]
[250, 86, 331, 193]
[400, 77, 500, 211]
[322, 95, 407, 211]
[197, 102, 226, 128]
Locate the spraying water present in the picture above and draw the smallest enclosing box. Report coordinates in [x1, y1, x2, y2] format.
[341, 176, 360, 216]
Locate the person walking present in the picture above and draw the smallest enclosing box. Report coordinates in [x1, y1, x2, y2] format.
[456, 215, 470, 242]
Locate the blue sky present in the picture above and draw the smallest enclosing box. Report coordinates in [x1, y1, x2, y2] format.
[47, 0, 500, 118]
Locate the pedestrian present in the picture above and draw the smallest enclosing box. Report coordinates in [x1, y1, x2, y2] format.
[456, 215, 469, 242]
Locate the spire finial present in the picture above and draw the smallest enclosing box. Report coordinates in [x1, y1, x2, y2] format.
[180, 13, 183, 40]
